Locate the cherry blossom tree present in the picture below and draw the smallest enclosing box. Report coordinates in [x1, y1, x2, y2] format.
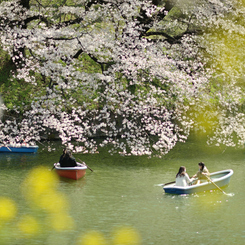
[0, 0, 244, 156]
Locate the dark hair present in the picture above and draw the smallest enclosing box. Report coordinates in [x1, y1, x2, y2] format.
[198, 162, 205, 171]
[63, 148, 72, 158]
[176, 166, 186, 178]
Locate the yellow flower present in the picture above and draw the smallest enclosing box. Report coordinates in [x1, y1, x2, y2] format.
[0, 197, 17, 221]
[38, 190, 69, 213]
[22, 166, 59, 203]
[112, 227, 141, 245]
[47, 212, 74, 232]
[77, 231, 106, 245]
[18, 215, 39, 236]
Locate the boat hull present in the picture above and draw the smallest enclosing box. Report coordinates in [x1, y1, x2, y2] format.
[0, 145, 39, 153]
[54, 163, 87, 180]
[163, 169, 233, 195]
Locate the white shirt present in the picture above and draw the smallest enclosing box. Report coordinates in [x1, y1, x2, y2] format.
[175, 173, 192, 187]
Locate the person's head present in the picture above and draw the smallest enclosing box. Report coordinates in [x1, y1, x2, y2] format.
[176, 166, 186, 177]
[63, 148, 72, 157]
[198, 162, 205, 171]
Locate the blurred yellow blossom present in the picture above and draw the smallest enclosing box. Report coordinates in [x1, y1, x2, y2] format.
[38, 190, 69, 213]
[205, 28, 245, 78]
[77, 227, 141, 245]
[112, 226, 141, 245]
[47, 212, 75, 232]
[0, 197, 17, 222]
[22, 166, 59, 201]
[77, 230, 107, 245]
[17, 215, 39, 237]
[20, 166, 74, 232]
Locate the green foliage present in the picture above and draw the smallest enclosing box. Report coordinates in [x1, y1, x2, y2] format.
[80, 53, 102, 74]
[0, 49, 11, 85]
[0, 47, 45, 114]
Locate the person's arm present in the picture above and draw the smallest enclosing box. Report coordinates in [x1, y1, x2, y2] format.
[192, 170, 200, 178]
[69, 156, 77, 166]
[185, 174, 193, 184]
[72, 156, 77, 163]
[202, 167, 210, 176]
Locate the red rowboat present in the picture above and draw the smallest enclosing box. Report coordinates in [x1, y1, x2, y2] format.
[54, 162, 87, 180]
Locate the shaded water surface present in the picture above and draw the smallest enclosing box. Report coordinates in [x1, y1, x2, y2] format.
[0, 139, 244, 244]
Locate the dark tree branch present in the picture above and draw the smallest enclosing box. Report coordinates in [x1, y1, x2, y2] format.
[23, 15, 84, 29]
[144, 31, 178, 44]
[136, 2, 173, 37]
[163, 0, 176, 12]
[73, 49, 84, 59]
[18, 0, 30, 9]
[85, 0, 112, 11]
[24, 15, 50, 27]
[73, 38, 105, 71]
[56, 17, 84, 28]
[145, 28, 203, 44]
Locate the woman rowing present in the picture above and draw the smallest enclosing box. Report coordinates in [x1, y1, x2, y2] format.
[59, 148, 77, 167]
[192, 162, 210, 184]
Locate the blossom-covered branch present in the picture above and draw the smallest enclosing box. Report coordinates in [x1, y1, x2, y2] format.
[0, 0, 244, 156]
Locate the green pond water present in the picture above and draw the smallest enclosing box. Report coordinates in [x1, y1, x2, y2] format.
[0, 137, 244, 245]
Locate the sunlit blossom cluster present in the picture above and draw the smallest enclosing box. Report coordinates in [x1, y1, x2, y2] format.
[0, 0, 244, 155]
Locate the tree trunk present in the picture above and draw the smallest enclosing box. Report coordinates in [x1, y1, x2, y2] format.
[18, 0, 30, 9]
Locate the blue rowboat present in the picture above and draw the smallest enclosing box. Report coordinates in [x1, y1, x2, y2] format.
[0, 145, 38, 153]
[163, 169, 233, 195]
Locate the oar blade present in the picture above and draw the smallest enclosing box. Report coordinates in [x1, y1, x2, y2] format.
[154, 181, 175, 187]
[154, 184, 164, 187]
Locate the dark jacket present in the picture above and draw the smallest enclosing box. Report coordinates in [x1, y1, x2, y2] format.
[59, 154, 77, 167]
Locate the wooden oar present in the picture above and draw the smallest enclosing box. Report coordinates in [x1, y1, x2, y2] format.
[78, 158, 93, 172]
[204, 175, 227, 195]
[37, 140, 46, 147]
[154, 181, 175, 187]
[6, 145, 12, 152]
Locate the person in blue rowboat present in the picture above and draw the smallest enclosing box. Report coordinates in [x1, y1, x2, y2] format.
[59, 148, 77, 167]
[192, 162, 210, 184]
[175, 166, 194, 187]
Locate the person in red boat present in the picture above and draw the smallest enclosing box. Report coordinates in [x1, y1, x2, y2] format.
[175, 166, 194, 187]
[59, 148, 77, 167]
